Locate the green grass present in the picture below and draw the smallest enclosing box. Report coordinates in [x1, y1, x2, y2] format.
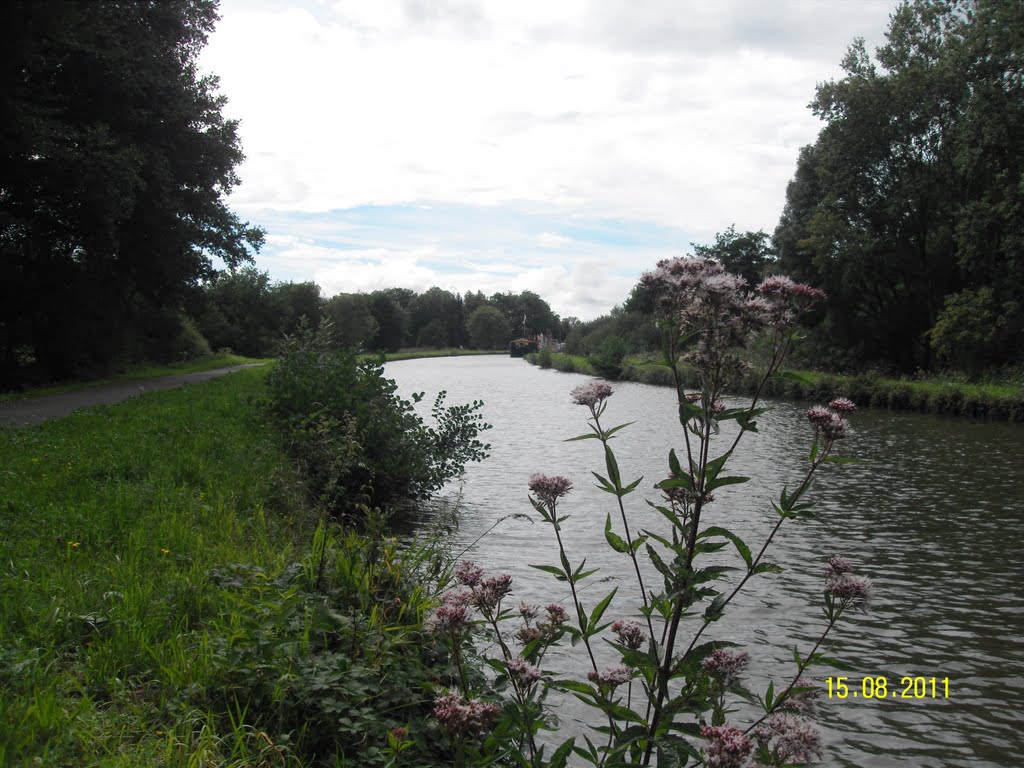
[0, 367, 313, 765]
[0, 353, 269, 403]
[526, 352, 1024, 421]
[0, 366, 465, 766]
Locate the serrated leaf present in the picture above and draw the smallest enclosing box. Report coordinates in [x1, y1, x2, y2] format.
[751, 562, 783, 575]
[565, 432, 601, 442]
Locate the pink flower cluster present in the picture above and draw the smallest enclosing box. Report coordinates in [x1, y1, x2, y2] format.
[528, 473, 573, 507]
[702, 648, 750, 686]
[783, 677, 821, 714]
[587, 665, 632, 688]
[639, 258, 825, 392]
[824, 555, 872, 606]
[700, 724, 753, 768]
[611, 619, 647, 650]
[505, 656, 542, 687]
[754, 712, 823, 765]
[425, 601, 470, 637]
[806, 397, 855, 442]
[433, 692, 501, 737]
[571, 380, 614, 409]
[516, 603, 568, 645]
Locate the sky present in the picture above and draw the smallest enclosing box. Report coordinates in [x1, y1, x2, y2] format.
[200, 0, 902, 320]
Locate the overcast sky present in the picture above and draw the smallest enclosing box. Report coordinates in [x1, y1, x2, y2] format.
[200, 0, 902, 320]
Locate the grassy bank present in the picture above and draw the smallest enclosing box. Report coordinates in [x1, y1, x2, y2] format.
[362, 347, 504, 363]
[0, 367, 449, 766]
[0, 352, 268, 402]
[527, 351, 1024, 422]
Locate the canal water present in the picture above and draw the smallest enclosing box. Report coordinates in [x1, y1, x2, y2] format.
[386, 355, 1024, 767]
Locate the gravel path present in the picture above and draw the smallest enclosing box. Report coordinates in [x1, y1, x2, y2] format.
[0, 364, 265, 427]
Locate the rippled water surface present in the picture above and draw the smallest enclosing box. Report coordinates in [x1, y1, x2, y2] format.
[386, 355, 1024, 767]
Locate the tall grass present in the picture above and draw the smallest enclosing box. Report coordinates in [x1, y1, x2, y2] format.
[0, 368, 456, 766]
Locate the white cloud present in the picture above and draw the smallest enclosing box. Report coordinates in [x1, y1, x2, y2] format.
[202, 0, 902, 317]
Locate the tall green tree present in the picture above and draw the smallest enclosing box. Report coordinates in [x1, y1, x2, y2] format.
[775, 0, 1023, 372]
[466, 305, 511, 349]
[323, 293, 379, 349]
[0, 0, 261, 384]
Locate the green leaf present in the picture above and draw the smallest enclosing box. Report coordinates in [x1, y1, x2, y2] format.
[591, 471, 617, 494]
[668, 448, 684, 478]
[751, 562, 783, 575]
[822, 455, 865, 464]
[565, 432, 600, 442]
[704, 594, 727, 621]
[589, 587, 618, 630]
[604, 514, 629, 553]
[698, 525, 753, 568]
[705, 475, 750, 492]
[622, 476, 644, 494]
[550, 738, 576, 768]
[529, 563, 567, 581]
[604, 444, 622, 488]
[765, 681, 775, 710]
[704, 451, 732, 482]
[603, 421, 636, 438]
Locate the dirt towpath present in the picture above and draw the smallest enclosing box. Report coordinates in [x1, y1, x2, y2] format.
[0, 364, 265, 427]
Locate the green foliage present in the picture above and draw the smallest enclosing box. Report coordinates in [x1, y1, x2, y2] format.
[692, 225, 775, 286]
[928, 287, 1019, 375]
[775, 0, 1024, 373]
[265, 322, 491, 516]
[0, 0, 263, 385]
[589, 336, 628, 379]
[324, 293, 380, 350]
[466, 305, 512, 349]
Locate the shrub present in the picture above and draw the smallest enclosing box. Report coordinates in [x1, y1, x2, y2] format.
[265, 322, 491, 517]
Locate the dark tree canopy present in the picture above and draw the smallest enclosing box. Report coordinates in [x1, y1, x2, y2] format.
[0, 0, 262, 385]
[774, 0, 1024, 373]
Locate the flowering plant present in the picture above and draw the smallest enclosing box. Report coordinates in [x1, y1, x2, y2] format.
[426, 258, 871, 767]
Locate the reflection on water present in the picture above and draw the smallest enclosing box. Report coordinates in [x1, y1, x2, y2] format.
[386, 355, 1024, 767]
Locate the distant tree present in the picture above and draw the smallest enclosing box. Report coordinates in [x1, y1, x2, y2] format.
[0, 0, 262, 383]
[368, 291, 407, 352]
[692, 225, 775, 286]
[408, 287, 460, 348]
[490, 291, 560, 338]
[276, 281, 323, 336]
[324, 293, 379, 349]
[467, 306, 511, 349]
[416, 318, 449, 348]
[195, 268, 283, 357]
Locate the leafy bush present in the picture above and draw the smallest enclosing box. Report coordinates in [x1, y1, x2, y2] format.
[589, 335, 628, 379]
[265, 322, 491, 517]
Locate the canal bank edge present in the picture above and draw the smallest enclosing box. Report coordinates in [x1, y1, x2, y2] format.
[524, 352, 1024, 423]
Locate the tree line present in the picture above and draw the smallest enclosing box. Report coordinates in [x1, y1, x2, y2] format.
[189, 269, 567, 357]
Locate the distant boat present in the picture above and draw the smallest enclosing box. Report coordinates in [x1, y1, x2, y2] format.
[509, 337, 540, 357]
